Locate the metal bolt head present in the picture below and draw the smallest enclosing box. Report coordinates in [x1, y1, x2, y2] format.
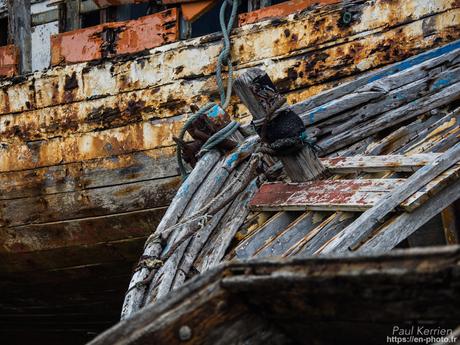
[179, 325, 192, 342]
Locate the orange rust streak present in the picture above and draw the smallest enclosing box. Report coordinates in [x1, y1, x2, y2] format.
[0, 45, 19, 78]
[50, 9, 178, 66]
[239, 0, 340, 27]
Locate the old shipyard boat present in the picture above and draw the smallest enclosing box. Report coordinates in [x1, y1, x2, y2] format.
[1, 0, 460, 344]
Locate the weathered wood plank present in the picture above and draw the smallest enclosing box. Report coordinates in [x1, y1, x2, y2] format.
[401, 164, 460, 211]
[235, 211, 302, 259]
[249, 179, 406, 212]
[321, 142, 460, 254]
[0, 146, 178, 200]
[120, 149, 221, 320]
[253, 211, 324, 258]
[357, 179, 460, 254]
[318, 80, 460, 154]
[322, 153, 442, 173]
[0, 206, 168, 253]
[0, 118, 185, 172]
[0, 176, 180, 227]
[0, 0, 458, 117]
[7, 0, 32, 73]
[194, 179, 258, 272]
[441, 205, 459, 244]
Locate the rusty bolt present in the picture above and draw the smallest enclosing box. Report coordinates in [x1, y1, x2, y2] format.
[178, 325, 192, 342]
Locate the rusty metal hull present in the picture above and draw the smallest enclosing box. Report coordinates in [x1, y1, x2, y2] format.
[0, 0, 459, 343]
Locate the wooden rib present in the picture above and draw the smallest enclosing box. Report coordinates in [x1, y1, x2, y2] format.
[234, 211, 302, 259]
[320, 142, 460, 254]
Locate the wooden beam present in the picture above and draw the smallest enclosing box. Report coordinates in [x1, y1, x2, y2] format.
[234, 68, 328, 182]
[64, 0, 80, 31]
[441, 205, 459, 244]
[7, 0, 31, 73]
[321, 143, 460, 255]
[356, 179, 460, 254]
[321, 153, 442, 173]
[249, 179, 406, 212]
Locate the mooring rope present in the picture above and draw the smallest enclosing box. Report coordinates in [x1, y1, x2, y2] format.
[176, 0, 240, 179]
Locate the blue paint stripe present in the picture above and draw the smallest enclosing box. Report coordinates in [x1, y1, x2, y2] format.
[366, 40, 460, 83]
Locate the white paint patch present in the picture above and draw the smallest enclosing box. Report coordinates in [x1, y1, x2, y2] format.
[31, 1, 59, 72]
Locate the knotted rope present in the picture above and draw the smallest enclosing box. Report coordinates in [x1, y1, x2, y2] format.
[176, 0, 240, 179]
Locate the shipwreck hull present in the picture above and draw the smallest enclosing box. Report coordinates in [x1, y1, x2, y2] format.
[89, 246, 460, 345]
[1, 0, 460, 343]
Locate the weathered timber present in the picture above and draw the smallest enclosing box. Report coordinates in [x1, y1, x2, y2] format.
[253, 211, 321, 258]
[441, 205, 459, 244]
[64, 0, 80, 31]
[318, 81, 460, 154]
[89, 246, 460, 345]
[357, 179, 460, 254]
[0, 146, 178, 200]
[235, 211, 302, 259]
[0, 206, 168, 253]
[299, 46, 460, 127]
[401, 164, 460, 211]
[120, 149, 221, 320]
[145, 138, 258, 305]
[249, 179, 406, 212]
[195, 179, 258, 272]
[321, 153, 442, 173]
[234, 68, 328, 181]
[0, 176, 180, 228]
[7, 0, 32, 73]
[321, 142, 460, 254]
[247, 0, 272, 12]
[1, 0, 458, 118]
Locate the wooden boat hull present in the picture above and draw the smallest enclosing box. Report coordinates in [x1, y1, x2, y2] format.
[88, 246, 460, 345]
[1, 0, 460, 342]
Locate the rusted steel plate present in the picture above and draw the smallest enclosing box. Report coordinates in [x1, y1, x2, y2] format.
[239, 0, 340, 27]
[2, 11, 459, 145]
[1, 0, 458, 116]
[249, 179, 406, 212]
[0, 176, 180, 228]
[0, 206, 167, 253]
[0, 45, 19, 78]
[51, 9, 178, 66]
[322, 153, 442, 173]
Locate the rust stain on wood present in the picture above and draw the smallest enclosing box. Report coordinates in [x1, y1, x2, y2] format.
[51, 9, 179, 66]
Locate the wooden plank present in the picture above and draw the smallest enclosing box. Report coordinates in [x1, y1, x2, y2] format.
[0, 176, 180, 227]
[1, 0, 458, 116]
[401, 164, 460, 211]
[253, 211, 325, 258]
[64, 0, 80, 31]
[441, 205, 459, 244]
[0, 206, 168, 254]
[7, 0, 32, 73]
[121, 150, 221, 320]
[321, 153, 442, 173]
[249, 179, 406, 212]
[0, 146, 178, 200]
[321, 142, 460, 254]
[235, 211, 302, 259]
[356, 179, 460, 254]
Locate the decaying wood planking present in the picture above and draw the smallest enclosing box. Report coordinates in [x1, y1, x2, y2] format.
[88, 246, 460, 345]
[249, 179, 406, 212]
